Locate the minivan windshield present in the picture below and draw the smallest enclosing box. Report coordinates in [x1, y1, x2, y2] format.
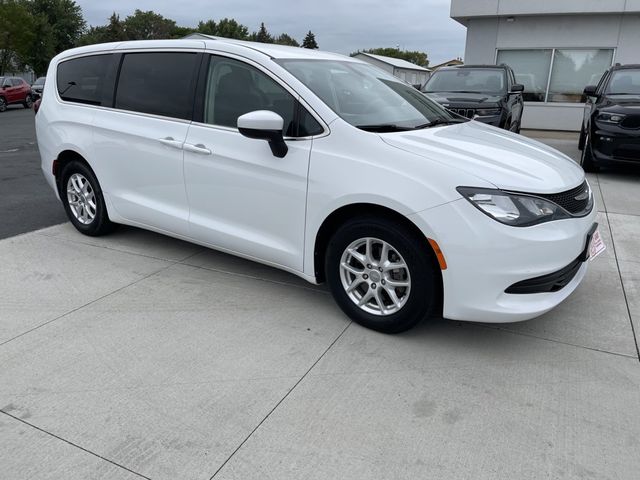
[277, 59, 463, 132]
[606, 69, 640, 95]
[423, 68, 506, 94]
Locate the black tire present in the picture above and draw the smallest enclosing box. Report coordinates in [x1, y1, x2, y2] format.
[0, 97, 6, 112]
[60, 160, 116, 236]
[580, 132, 599, 172]
[325, 216, 439, 333]
[23, 94, 33, 109]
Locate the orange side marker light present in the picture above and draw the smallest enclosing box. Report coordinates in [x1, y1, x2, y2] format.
[428, 238, 447, 270]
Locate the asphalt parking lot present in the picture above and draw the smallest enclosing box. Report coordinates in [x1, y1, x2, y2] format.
[1, 111, 640, 479]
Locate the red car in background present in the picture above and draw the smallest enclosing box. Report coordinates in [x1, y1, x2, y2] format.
[0, 76, 34, 112]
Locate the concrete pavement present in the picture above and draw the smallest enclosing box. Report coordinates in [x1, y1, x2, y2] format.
[1, 133, 640, 479]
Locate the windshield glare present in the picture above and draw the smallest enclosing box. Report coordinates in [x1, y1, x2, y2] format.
[606, 70, 640, 95]
[277, 59, 458, 130]
[424, 69, 506, 94]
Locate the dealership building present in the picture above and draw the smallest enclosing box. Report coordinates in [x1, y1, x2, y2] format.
[450, 0, 640, 130]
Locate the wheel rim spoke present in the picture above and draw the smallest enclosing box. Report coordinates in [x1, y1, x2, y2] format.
[66, 173, 96, 225]
[339, 237, 411, 317]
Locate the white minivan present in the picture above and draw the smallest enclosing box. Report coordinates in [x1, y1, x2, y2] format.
[36, 38, 600, 333]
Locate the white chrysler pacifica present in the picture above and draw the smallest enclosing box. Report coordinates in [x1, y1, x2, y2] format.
[36, 38, 601, 333]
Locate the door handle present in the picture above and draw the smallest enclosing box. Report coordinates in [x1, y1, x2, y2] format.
[158, 137, 184, 149]
[183, 143, 212, 155]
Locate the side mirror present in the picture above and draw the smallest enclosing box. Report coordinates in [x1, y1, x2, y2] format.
[583, 85, 598, 97]
[510, 84, 524, 93]
[237, 110, 288, 158]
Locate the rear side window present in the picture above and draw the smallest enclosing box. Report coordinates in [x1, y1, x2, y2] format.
[115, 52, 199, 120]
[57, 54, 113, 105]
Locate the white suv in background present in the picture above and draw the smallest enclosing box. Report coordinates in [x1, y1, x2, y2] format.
[36, 38, 599, 333]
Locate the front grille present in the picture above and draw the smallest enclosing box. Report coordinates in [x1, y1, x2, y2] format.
[621, 115, 640, 129]
[449, 108, 476, 118]
[536, 181, 591, 215]
[505, 256, 583, 294]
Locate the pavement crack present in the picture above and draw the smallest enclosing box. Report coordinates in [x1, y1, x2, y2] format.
[596, 174, 640, 362]
[209, 320, 353, 479]
[0, 410, 151, 479]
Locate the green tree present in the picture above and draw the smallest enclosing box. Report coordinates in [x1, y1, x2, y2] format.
[78, 13, 126, 46]
[275, 33, 299, 47]
[352, 47, 429, 67]
[0, 0, 35, 75]
[252, 22, 273, 43]
[122, 9, 175, 40]
[29, 0, 85, 52]
[215, 18, 249, 39]
[197, 19, 216, 35]
[301, 30, 318, 49]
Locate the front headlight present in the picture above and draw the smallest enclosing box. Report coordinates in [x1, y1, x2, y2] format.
[475, 108, 501, 116]
[596, 113, 625, 123]
[457, 187, 573, 226]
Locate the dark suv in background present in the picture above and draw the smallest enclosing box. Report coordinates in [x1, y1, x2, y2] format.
[421, 64, 524, 132]
[579, 64, 640, 171]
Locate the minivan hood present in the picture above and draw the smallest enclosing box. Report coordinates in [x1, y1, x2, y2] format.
[380, 121, 584, 194]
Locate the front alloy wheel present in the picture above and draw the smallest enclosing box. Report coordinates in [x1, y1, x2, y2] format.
[0, 97, 6, 112]
[24, 95, 33, 108]
[339, 237, 411, 316]
[325, 216, 438, 333]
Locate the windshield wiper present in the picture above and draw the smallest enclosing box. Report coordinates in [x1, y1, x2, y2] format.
[356, 124, 414, 133]
[413, 118, 469, 129]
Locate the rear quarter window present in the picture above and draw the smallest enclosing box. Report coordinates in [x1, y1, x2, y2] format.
[57, 54, 113, 105]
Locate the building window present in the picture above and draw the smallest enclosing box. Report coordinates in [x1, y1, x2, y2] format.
[497, 48, 614, 103]
[496, 49, 551, 102]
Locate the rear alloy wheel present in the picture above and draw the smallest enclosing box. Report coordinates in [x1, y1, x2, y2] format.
[326, 216, 438, 333]
[580, 132, 599, 172]
[24, 95, 33, 109]
[0, 97, 6, 112]
[61, 160, 116, 236]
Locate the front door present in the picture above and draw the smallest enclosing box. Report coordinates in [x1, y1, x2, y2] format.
[183, 55, 320, 271]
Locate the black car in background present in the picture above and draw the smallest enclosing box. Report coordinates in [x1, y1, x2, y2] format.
[580, 64, 640, 171]
[421, 64, 524, 132]
[31, 77, 46, 98]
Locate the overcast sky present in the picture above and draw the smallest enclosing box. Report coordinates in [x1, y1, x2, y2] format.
[75, 0, 466, 65]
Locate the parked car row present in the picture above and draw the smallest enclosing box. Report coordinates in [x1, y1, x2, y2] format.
[0, 76, 34, 112]
[0, 76, 45, 113]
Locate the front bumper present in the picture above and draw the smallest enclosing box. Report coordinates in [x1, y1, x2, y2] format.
[408, 197, 597, 323]
[592, 126, 640, 164]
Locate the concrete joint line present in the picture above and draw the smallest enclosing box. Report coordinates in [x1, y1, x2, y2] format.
[209, 321, 353, 479]
[596, 175, 640, 362]
[0, 410, 151, 480]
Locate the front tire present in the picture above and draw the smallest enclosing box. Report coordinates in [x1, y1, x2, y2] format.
[23, 94, 33, 109]
[580, 132, 599, 172]
[0, 97, 6, 112]
[60, 160, 116, 236]
[325, 216, 438, 333]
